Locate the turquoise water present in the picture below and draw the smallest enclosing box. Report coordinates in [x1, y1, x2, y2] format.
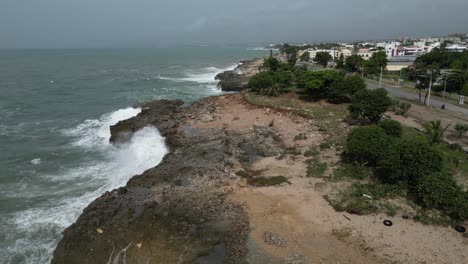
[0, 47, 268, 263]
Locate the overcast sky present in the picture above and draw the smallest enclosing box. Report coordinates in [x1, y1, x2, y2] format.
[1, 0, 468, 49]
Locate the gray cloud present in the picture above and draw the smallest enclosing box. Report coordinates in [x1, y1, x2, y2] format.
[0, 0, 467, 49]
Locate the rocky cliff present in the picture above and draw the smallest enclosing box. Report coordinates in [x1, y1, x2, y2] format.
[52, 95, 284, 264]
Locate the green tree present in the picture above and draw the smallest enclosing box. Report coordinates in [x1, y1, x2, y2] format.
[248, 72, 274, 92]
[423, 120, 450, 145]
[296, 70, 341, 95]
[328, 75, 366, 103]
[300, 51, 310, 62]
[445, 72, 465, 93]
[345, 55, 365, 73]
[262, 57, 281, 72]
[348, 88, 392, 122]
[273, 70, 294, 88]
[336, 54, 345, 69]
[314, 52, 333, 68]
[364, 51, 388, 75]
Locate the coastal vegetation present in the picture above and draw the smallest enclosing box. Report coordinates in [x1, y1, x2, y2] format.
[245, 55, 468, 225]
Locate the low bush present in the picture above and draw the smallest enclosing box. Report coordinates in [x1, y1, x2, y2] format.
[333, 162, 371, 180]
[378, 119, 403, 137]
[378, 138, 444, 184]
[345, 125, 394, 166]
[454, 123, 468, 138]
[415, 172, 462, 209]
[352, 183, 406, 200]
[306, 159, 328, 177]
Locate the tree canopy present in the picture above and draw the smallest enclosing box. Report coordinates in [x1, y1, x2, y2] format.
[314, 52, 333, 68]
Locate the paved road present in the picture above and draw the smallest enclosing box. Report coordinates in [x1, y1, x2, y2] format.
[366, 80, 468, 118]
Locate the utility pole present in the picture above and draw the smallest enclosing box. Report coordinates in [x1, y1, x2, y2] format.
[443, 74, 448, 98]
[426, 72, 433, 106]
[379, 66, 383, 88]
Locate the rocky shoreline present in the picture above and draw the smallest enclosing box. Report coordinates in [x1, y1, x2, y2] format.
[52, 59, 468, 264]
[215, 58, 263, 92]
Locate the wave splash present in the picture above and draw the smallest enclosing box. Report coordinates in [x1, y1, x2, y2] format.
[158, 65, 238, 92]
[4, 108, 168, 264]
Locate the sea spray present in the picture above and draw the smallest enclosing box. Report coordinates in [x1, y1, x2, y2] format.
[3, 108, 168, 264]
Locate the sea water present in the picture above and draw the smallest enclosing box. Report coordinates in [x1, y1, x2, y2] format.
[0, 47, 268, 263]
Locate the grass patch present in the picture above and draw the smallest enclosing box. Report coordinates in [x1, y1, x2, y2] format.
[351, 183, 406, 199]
[333, 163, 371, 181]
[248, 176, 291, 187]
[304, 147, 320, 157]
[327, 183, 406, 215]
[242, 91, 348, 139]
[236, 170, 250, 178]
[306, 159, 328, 178]
[319, 142, 332, 150]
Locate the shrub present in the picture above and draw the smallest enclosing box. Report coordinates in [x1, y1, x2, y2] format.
[378, 119, 403, 137]
[461, 84, 468, 96]
[273, 70, 294, 88]
[248, 72, 274, 92]
[398, 102, 412, 116]
[352, 183, 406, 200]
[415, 172, 461, 208]
[454, 123, 468, 138]
[333, 162, 371, 180]
[423, 120, 450, 145]
[345, 125, 394, 166]
[348, 88, 392, 123]
[306, 160, 328, 177]
[378, 138, 444, 184]
[447, 191, 468, 220]
[264, 86, 281, 97]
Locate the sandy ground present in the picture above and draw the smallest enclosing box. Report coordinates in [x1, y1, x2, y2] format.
[190, 94, 468, 264]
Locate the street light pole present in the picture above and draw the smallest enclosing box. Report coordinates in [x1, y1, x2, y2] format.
[443, 75, 448, 98]
[426, 72, 433, 106]
[379, 66, 383, 88]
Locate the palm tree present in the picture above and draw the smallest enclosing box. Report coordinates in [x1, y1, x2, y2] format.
[423, 120, 450, 145]
[264, 86, 281, 97]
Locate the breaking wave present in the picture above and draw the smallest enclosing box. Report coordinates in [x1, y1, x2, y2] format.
[3, 108, 168, 264]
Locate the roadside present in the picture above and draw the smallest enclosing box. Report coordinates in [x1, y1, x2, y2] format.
[366, 79, 468, 117]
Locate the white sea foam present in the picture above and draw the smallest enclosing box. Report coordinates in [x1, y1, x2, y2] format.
[64, 107, 141, 149]
[157, 65, 238, 93]
[4, 108, 168, 264]
[30, 158, 41, 165]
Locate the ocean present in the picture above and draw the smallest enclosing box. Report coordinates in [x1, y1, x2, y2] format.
[0, 47, 269, 264]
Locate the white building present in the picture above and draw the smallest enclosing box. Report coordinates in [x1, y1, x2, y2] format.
[357, 48, 375, 60]
[307, 49, 339, 60]
[337, 48, 352, 59]
[446, 44, 468, 52]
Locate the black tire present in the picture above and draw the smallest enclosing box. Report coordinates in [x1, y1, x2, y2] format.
[383, 220, 393, 227]
[454, 226, 466, 233]
[402, 215, 409, 220]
